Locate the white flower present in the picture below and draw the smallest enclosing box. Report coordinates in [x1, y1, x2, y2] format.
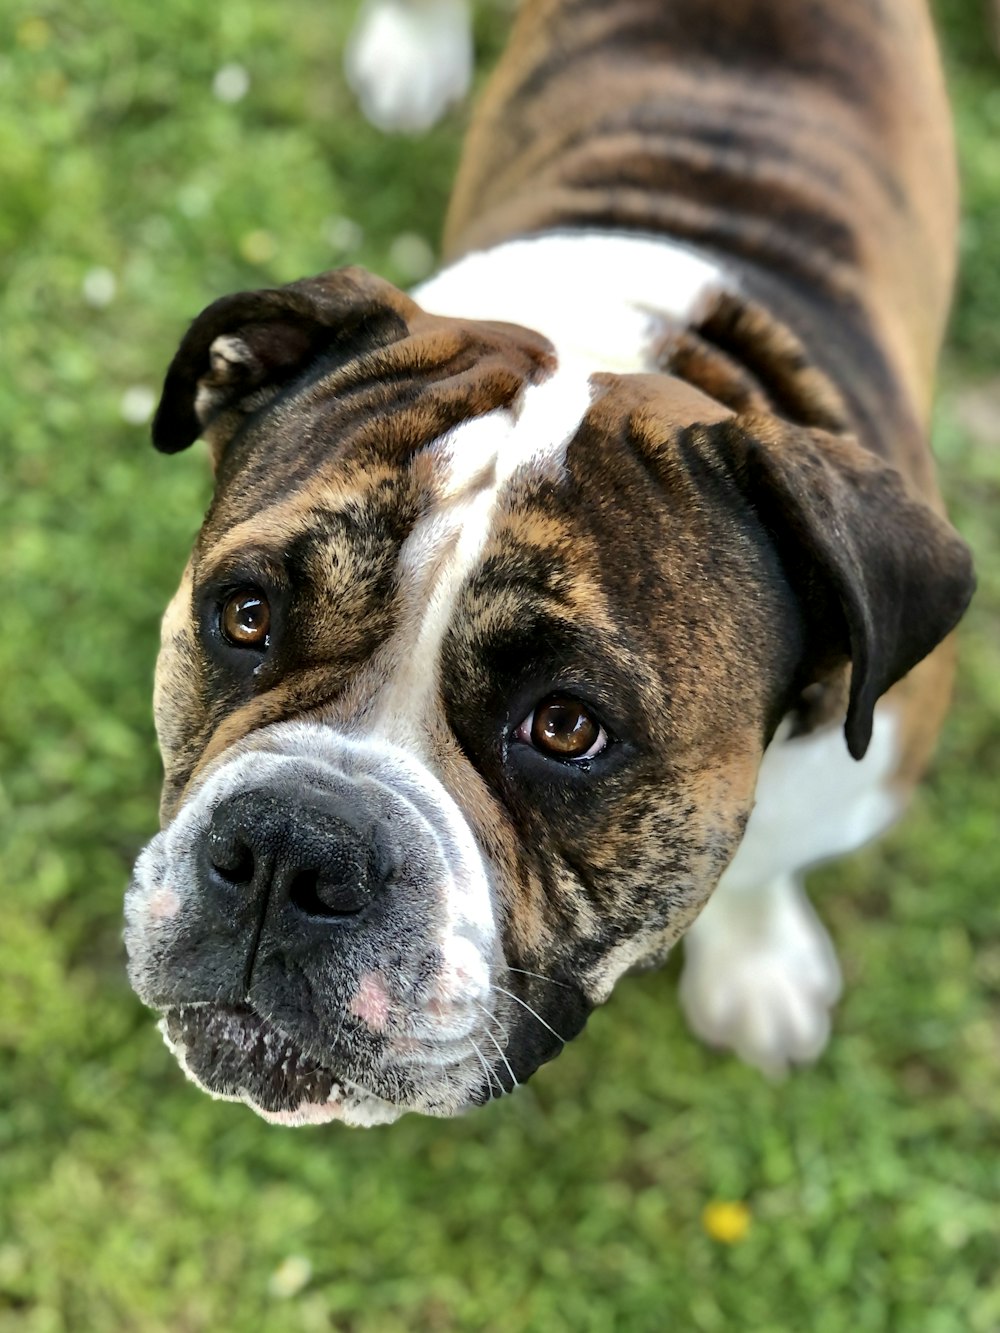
[212, 62, 250, 104]
[120, 386, 156, 426]
[82, 267, 116, 308]
[267, 1255, 312, 1299]
[388, 231, 435, 281]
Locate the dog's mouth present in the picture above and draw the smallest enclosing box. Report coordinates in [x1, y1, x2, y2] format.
[158, 1003, 402, 1127]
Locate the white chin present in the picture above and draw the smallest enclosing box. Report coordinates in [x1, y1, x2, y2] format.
[250, 1093, 406, 1129]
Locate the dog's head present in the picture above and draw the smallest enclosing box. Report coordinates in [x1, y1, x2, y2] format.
[125, 267, 973, 1124]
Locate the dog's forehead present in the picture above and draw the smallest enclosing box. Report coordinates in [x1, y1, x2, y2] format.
[199, 305, 555, 531]
[191, 336, 596, 621]
[198, 336, 731, 561]
[187, 354, 741, 723]
[163, 344, 745, 802]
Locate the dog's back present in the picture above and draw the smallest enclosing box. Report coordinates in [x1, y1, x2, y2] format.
[446, 0, 956, 494]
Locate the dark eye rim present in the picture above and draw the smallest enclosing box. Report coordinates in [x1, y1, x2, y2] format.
[510, 690, 615, 766]
[218, 585, 272, 651]
[195, 568, 284, 670]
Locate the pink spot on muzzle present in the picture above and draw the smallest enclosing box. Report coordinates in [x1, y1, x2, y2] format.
[147, 886, 181, 921]
[349, 972, 391, 1032]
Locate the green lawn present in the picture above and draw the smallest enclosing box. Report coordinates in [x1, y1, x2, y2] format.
[1, 1, 998, 1329]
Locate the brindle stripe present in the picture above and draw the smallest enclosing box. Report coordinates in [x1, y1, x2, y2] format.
[656, 290, 850, 434]
[497, 0, 892, 121]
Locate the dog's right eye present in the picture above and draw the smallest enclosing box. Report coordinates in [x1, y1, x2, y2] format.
[220, 588, 271, 650]
[514, 695, 609, 762]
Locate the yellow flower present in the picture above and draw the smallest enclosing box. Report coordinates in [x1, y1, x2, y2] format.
[17, 16, 52, 49]
[239, 230, 277, 266]
[702, 1200, 751, 1244]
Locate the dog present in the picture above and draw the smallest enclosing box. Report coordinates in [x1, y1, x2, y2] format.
[125, 0, 975, 1125]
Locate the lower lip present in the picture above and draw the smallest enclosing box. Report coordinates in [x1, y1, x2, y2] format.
[163, 1002, 343, 1095]
[160, 1002, 411, 1125]
[253, 1099, 347, 1126]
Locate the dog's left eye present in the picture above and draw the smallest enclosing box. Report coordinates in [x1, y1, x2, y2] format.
[220, 588, 271, 650]
[515, 695, 608, 762]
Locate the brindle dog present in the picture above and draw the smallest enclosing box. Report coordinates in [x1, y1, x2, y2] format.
[125, 0, 974, 1124]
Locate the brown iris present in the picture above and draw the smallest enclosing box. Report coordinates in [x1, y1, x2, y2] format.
[529, 696, 603, 759]
[220, 589, 270, 649]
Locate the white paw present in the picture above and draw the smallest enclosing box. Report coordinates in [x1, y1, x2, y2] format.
[679, 874, 842, 1077]
[344, 0, 473, 133]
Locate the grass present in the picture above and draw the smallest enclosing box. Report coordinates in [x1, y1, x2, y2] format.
[1, 0, 998, 1329]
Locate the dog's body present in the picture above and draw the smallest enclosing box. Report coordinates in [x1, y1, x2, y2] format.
[125, 0, 974, 1123]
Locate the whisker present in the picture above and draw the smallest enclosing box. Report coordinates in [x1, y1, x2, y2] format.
[501, 966, 573, 991]
[481, 1024, 519, 1091]
[473, 1000, 517, 1083]
[470, 1038, 503, 1099]
[473, 998, 511, 1044]
[491, 984, 568, 1045]
[329, 985, 357, 1057]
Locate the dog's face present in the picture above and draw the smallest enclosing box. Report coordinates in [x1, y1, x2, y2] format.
[125, 268, 972, 1124]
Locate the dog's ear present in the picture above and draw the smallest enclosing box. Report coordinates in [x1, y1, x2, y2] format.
[697, 413, 975, 759]
[151, 267, 415, 456]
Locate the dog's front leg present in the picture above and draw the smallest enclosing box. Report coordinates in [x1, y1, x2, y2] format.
[345, 0, 473, 132]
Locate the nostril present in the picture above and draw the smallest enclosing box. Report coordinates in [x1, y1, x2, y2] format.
[208, 829, 256, 886]
[289, 862, 372, 918]
[290, 870, 331, 917]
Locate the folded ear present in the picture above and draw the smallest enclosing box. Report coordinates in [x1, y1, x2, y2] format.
[151, 267, 415, 455]
[704, 413, 975, 760]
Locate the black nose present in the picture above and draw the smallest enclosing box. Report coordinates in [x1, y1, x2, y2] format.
[204, 788, 386, 918]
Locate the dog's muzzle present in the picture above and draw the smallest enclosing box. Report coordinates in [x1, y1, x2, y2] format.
[124, 723, 522, 1124]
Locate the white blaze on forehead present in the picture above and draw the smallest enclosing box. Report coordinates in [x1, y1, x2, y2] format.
[371, 234, 724, 757]
[367, 358, 595, 753]
[371, 232, 725, 753]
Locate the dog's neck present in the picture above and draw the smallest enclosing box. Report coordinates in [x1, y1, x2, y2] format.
[415, 230, 850, 436]
[415, 231, 723, 376]
[418, 228, 936, 477]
